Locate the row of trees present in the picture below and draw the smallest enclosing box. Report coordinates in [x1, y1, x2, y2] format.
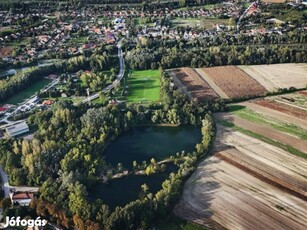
[125, 43, 307, 70]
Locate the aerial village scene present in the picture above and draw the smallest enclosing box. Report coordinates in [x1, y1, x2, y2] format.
[0, 0, 307, 229]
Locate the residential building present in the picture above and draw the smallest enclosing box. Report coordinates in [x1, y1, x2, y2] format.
[10, 192, 34, 206]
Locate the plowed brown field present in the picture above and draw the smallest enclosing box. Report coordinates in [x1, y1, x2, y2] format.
[202, 66, 267, 98]
[171, 68, 219, 101]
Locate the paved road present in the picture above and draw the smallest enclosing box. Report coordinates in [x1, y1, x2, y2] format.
[0, 167, 9, 198]
[82, 43, 125, 103]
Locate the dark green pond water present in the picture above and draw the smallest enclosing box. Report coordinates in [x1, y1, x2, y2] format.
[92, 165, 177, 209]
[105, 125, 201, 169]
[92, 126, 201, 208]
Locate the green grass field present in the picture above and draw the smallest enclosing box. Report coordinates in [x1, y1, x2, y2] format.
[229, 105, 307, 140]
[127, 70, 161, 103]
[2, 79, 51, 105]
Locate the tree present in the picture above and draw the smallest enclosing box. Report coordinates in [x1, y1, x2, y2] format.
[68, 182, 91, 220]
[1, 198, 12, 209]
[133, 161, 138, 171]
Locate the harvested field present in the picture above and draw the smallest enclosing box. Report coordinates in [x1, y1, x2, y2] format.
[240, 101, 307, 130]
[239, 64, 307, 91]
[216, 113, 307, 153]
[202, 66, 267, 98]
[271, 91, 307, 110]
[298, 91, 307, 96]
[171, 68, 219, 101]
[254, 99, 307, 121]
[195, 68, 229, 99]
[179, 125, 307, 230]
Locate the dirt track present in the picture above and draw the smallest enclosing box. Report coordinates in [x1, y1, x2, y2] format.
[179, 126, 307, 230]
[215, 113, 307, 153]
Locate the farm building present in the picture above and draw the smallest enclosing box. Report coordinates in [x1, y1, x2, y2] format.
[5, 122, 29, 137]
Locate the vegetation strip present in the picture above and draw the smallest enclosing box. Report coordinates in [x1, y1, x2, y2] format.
[218, 120, 307, 159]
[229, 105, 307, 140]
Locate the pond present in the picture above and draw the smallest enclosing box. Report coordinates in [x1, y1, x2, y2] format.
[91, 125, 201, 208]
[91, 165, 178, 209]
[105, 125, 202, 169]
[2, 78, 51, 105]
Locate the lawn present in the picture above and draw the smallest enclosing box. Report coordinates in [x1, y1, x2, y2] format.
[2, 79, 51, 105]
[229, 105, 307, 140]
[126, 70, 161, 103]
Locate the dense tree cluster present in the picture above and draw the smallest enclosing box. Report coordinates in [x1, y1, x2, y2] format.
[0, 70, 223, 229]
[125, 43, 307, 70]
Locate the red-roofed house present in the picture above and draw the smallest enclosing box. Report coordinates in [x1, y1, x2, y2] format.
[0, 107, 7, 115]
[10, 192, 34, 206]
[42, 100, 54, 106]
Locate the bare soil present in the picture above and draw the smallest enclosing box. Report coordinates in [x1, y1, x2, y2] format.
[170, 68, 219, 101]
[239, 101, 307, 130]
[202, 66, 267, 98]
[254, 99, 307, 120]
[178, 118, 307, 230]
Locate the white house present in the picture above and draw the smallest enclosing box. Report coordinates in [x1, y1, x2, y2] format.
[6, 122, 29, 137]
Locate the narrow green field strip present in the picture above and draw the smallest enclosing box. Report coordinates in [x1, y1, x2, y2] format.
[229, 105, 307, 140]
[218, 120, 307, 160]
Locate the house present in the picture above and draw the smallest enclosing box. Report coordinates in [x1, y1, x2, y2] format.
[0, 107, 7, 115]
[6, 122, 29, 137]
[42, 100, 54, 106]
[10, 192, 34, 206]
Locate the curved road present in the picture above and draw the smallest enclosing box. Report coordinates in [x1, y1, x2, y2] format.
[82, 43, 125, 103]
[0, 167, 9, 198]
